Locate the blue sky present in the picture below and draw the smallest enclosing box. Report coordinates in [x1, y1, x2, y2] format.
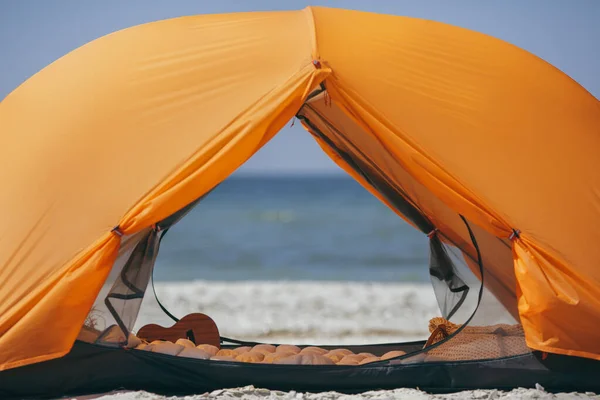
[1, 1, 598, 174]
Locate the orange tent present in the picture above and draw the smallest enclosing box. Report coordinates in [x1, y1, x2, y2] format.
[0, 6, 599, 373]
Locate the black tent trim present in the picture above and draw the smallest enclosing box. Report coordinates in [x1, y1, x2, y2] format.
[1, 340, 599, 399]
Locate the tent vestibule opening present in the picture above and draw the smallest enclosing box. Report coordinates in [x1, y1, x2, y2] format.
[77, 90, 530, 367]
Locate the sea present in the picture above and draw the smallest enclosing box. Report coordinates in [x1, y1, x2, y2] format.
[152, 174, 430, 283]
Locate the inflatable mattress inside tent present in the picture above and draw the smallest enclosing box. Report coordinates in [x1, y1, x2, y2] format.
[1, 6, 600, 399]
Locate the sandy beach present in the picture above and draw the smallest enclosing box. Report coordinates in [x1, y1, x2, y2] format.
[76, 280, 598, 400]
[87, 385, 599, 400]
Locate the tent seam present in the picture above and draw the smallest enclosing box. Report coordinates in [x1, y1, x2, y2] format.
[303, 6, 319, 61]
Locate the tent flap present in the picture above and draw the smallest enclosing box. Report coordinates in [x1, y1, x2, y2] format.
[0, 234, 120, 371]
[309, 6, 600, 360]
[0, 8, 326, 370]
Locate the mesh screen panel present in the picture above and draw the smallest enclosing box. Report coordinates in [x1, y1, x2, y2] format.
[97, 229, 163, 346]
[398, 217, 528, 363]
[429, 239, 479, 325]
[78, 228, 151, 345]
[79, 199, 203, 346]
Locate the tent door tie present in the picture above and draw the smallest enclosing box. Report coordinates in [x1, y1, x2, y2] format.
[427, 228, 438, 239]
[111, 225, 123, 237]
[508, 229, 521, 241]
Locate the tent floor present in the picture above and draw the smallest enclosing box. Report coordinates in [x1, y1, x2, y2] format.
[1, 341, 599, 399]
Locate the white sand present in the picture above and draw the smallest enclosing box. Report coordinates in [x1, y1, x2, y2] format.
[86, 385, 598, 400]
[83, 281, 596, 400]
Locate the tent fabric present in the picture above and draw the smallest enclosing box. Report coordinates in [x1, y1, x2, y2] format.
[0, 6, 599, 371]
[0, 8, 328, 371]
[308, 6, 600, 360]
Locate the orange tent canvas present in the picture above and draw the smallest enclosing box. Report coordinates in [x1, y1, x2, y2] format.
[0, 6, 599, 374]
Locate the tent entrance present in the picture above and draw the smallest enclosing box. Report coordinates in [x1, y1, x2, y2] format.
[79, 91, 529, 364]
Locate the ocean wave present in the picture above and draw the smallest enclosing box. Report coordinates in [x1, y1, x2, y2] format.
[134, 281, 439, 344]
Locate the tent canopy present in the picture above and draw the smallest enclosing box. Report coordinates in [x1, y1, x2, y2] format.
[0, 6, 599, 371]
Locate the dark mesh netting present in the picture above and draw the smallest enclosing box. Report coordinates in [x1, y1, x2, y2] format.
[96, 228, 163, 346]
[79, 199, 203, 347]
[78, 228, 150, 345]
[428, 235, 471, 322]
[429, 237, 479, 325]
[395, 217, 529, 364]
